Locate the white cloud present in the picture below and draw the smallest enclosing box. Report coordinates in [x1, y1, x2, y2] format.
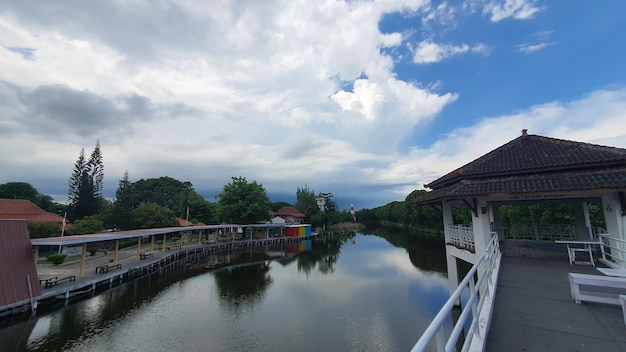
[1, 1, 624, 212]
[381, 88, 626, 191]
[476, 0, 543, 22]
[0, 0, 458, 209]
[516, 42, 557, 54]
[412, 40, 487, 64]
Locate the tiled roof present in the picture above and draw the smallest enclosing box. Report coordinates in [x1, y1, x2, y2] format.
[272, 206, 305, 218]
[427, 134, 626, 189]
[0, 199, 65, 223]
[417, 167, 626, 204]
[417, 133, 626, 204]
[177, 218, 194, 226]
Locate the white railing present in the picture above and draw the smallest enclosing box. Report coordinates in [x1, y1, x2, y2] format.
[447, 225, 475, 252]
[411, 233, 501, 352]
[598, 234, 626, 269]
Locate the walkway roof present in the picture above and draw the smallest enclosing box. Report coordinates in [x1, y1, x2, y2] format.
[30, 223, 300, 247]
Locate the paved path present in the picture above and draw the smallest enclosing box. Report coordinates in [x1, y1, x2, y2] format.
[486, 256, 626, 352]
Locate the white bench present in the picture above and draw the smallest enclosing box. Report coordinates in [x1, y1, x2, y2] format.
[568, 273, 626, 305]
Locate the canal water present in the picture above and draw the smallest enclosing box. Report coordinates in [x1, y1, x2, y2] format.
[0, 228, 449, 352]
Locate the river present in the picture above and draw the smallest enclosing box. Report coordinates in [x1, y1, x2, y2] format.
[0, 228, 449, 352]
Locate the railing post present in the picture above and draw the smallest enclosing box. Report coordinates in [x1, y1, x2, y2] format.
[435, 326, 446, 352]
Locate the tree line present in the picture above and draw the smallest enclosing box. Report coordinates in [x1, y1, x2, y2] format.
[356, 190, 606, 237]
[1, 143, 352, 237]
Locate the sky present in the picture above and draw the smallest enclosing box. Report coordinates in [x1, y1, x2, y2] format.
[1, 0, 626, 210]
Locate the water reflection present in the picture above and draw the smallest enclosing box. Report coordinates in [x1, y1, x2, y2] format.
[0, 230, 450, 352]
[214, 263, 273, 311]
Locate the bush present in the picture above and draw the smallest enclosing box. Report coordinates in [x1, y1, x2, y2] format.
[47, 253, 68, 265]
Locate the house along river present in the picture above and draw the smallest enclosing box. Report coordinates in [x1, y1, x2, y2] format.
[0, 228, 450, 352]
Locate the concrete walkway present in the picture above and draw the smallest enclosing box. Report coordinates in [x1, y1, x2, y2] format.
[486, 256, 626, 351]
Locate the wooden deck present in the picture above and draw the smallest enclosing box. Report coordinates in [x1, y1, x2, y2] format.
[486, 256, 626, 351]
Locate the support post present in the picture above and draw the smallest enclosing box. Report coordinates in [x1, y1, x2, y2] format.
[33, 245, 39, 265]
[113, 240, 119, 265]
[136, 237, 141, 261]
[79, 243, 87, 277]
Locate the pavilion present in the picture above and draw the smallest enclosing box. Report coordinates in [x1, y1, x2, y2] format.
[415, 129, 626, 293]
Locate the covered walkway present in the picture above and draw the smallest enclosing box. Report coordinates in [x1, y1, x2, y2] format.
[486, 255, 626, 351]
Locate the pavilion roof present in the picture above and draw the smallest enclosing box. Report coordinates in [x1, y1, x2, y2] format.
[417, 132, 626, 204]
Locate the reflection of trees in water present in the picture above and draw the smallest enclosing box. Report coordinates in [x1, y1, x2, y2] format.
[214, 263, 272, 313]
[361, 225, 447, 273]
[297, 233, 351, 275]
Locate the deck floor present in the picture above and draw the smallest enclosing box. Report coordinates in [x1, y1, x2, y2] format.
[486, 255, 626, 352]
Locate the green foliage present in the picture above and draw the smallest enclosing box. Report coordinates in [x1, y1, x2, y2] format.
[46, 253, 67, 265]
[499, 204, 575, 227]
[271, 201, 292, 211]
[0, 182, 58, 212]
[27, 221, 62, 239]
[132, 202, 179, 229]
[68, 141, 104, 221]
[110, 171, 134, 230]
[216, 177, 271, 224]
[356, 190, 443, 233]
[294, 185, 320, 220]
[67, 215, 105, 235]
[109, 174, 214, 230]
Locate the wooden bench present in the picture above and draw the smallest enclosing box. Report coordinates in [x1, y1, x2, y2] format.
[45, 275, 76, 288]
[39, 276, 57, 287]
[568, 272, 626, 305]
[140, 252, 154, 260]
[95, 263, 122, 273]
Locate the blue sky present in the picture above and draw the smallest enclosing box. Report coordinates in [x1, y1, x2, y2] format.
[1, 0, 625, 210]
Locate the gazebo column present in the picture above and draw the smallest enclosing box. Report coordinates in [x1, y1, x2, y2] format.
[471, 198, 493, 300]
[471, 199, 493, 255]
[442, 201, 459, 295]
[602, 193, 625, 268]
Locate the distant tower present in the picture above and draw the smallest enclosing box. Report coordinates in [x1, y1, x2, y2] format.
[350, 204, 356, 222]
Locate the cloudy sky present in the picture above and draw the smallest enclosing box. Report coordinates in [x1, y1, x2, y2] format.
[1, 0, 625, 210]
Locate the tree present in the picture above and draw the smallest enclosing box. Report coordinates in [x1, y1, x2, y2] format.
[271, 201, 292, 211]
[27, 221, 62, 239]
[0, 182, 56, 212]
[121, 176, 215, 225]
[294, 185, 319, 221]
[132, 202, 178, 229]
[67, 141, 104, 220]
[67, 216, 105, 235]
[89, 140, 104, 195]
[216, 177, 271, 224]
[110, 171, 134, 230]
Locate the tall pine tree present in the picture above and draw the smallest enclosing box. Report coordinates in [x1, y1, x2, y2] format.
[68, 141, 104, 220]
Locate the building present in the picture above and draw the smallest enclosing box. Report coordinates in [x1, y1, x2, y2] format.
[416, 130, 626, 292]
[315, 192, 334, 212]
[269, 206, 306, 224]
[0, 219, 42, 310]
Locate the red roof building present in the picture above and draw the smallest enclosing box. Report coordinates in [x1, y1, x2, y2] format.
[0, 199, 65, 224]
[269, 206, 306, 225]
[177, 217, 194, 226]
